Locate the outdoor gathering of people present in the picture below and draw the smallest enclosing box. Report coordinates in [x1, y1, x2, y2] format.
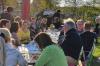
[0, 6, 100, 66]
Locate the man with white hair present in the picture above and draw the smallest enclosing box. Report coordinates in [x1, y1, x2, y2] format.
[63, 18, 76, 35]
[60, 18, 82, 66]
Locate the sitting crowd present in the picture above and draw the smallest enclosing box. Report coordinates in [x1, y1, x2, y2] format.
[0, 7, 100, 66]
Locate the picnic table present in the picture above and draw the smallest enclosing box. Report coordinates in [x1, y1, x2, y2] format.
[17, 29, 60, 66]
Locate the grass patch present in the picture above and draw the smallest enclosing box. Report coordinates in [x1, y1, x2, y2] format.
[93, 46, 100, 57]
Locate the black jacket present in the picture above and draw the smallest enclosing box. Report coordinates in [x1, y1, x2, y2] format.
[60, 28, 82, 60]
[80, 31, 96, 56]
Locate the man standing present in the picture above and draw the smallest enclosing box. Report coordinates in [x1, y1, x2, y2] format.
[60, 18, 82, 66]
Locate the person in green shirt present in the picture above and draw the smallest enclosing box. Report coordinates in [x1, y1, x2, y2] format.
[34, 32, 68, 66]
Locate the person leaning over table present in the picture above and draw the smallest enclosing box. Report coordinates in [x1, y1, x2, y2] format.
[34, 32, 68, 66]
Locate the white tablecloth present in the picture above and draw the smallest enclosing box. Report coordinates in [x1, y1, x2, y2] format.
[46, 29, 60, 43]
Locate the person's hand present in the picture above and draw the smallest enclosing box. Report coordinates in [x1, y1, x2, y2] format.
[32, 54, 39, 60]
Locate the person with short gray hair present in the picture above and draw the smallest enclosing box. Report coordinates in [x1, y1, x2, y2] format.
[64, 21, 76, 29]
[63, 18, 76, 35]
[60, 18, 82, 66]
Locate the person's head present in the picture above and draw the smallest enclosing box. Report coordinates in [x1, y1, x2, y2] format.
[34, 32, 54, 49]
[76, 19, 84, 31]
[22, 20, 29, 29]
[0, 28, 12, 43]
[95, 16, 100, 24]
[12, 38, 20, 48]
[63, 18, 76, 33]
[41, 17, 47, 23]
[57, 10, 61, 13]
[31, 17, 35, 21]
[14, 16, 21, 22]
[10, 22, 19, 33]
[84, 21, 93, 31]
[0, 19, 11, 29]
[7, 7, 13, 13]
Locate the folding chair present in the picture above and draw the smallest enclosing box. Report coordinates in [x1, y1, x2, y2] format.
[79, 39, 96, 66]
[77, 46, 85, 66]
[85, 43, 95, 66]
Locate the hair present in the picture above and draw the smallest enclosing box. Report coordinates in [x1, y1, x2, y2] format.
[64, 18, 76, 29]
[0, 19, 10, 28]
[10, 22, 19, 33]
[12, 38, 20, 47]
[84, 21, 92, 30]
[7, 7, 13, 12]
[57, 10, 61, 13]
[77, 19, 84, 24]
[34, 32, 54, 49]
[31, 17, 35, 20]
[0, 28, 12, 42]
[14, 16, 21, 22]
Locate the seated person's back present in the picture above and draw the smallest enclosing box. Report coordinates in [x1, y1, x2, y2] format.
[80, 21, 97, 57]
[80, 31, 96, 56]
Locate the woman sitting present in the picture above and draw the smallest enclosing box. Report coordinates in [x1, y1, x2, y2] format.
[0, 28, 27, 66]
[17, 21, 30, 44]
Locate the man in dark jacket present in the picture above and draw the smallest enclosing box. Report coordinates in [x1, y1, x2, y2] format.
[60, 18, 82, 65]
[80, 22, 97, 59]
